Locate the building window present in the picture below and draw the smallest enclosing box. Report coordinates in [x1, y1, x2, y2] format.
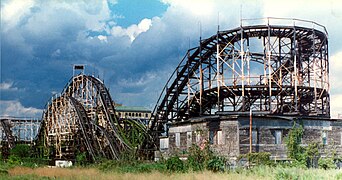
[139, 113, 141, 117]
[252, 130, 258, 144]
[160, 138, 169, 150]
[187, 132, 192, 147]
[217, 130, 223, 145]
[196, 131, 201, 144]
[275, 130, 282, 144]
[322, 131, 327, 145]
[209, 130, 223, 145]
[145, 113, 148, 118]
[175, 133, 180, 147]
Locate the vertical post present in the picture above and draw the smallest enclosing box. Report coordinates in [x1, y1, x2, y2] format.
[247, 38, 251, 86]
[293, 26, 298, 111]
[267, 22, 272, 112]
[312, 26, 317, 113]
[216, 26, 220, 111]
[199, 26, 203, 115]
[241, 27, 245, 111]
[249, 109, 252, 153]
[187, 51, 191, 117]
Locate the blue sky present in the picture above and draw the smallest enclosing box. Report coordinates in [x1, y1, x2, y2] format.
[109, 0, 167, 27]
[1, 0, 342, 118]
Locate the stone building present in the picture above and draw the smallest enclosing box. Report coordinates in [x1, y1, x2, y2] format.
[159, 114, 342, 162]
[115, 106, 151, 126]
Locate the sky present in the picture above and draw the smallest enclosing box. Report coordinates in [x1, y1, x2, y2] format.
[1, 0, 342, 118]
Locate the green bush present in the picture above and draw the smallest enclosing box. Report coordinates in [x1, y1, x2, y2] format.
[285, 122, 304, 160]
[187, 144, 212, 171]
[207, 156, 225, 172]
[318, 158, 335, 169]
[8, 155, 21, 165]
[166, 156, 186, 173]
[76, 151, 88, 166]
[239, 152, 272, 166]
[10, 144, 31, 159]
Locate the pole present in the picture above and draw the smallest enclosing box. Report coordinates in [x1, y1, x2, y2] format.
[249, 109, 252, 154]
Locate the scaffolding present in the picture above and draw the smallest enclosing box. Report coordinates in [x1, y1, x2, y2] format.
[151, 18, 329, 135]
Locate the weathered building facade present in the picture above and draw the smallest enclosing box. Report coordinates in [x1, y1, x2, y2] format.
[160, 115, 342, 162]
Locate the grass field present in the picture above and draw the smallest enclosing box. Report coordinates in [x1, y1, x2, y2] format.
[1, 165, 342, 180]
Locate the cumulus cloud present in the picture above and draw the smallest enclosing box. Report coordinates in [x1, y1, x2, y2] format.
[0, 100, 43, 118]
[1, 0, 36, 31]
[0, 82, 18, 91]
[1, 0, 341, 119]
[111, 18, 152, 41]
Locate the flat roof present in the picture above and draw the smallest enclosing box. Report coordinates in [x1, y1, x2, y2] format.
[115, 106, 151, 113]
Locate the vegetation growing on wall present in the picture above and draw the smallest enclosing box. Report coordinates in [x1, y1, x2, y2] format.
[284, 121, 339, 169]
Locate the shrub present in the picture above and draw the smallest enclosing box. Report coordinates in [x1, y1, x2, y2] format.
[187, 144, 212, 171]
[166, 156, 186, 173]
[7, 155, 21, 165]
[285, 122, 304, 160]
[207, 156, 225, 172]
[239, 152, 272, 166]
[10, 144, 31, 159]
[76, 152, 88, 166]
[318, 158, 335, 170]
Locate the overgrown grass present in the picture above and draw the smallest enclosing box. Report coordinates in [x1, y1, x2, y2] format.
[98, 160, 167, 173]
[3, 165, 342, 180]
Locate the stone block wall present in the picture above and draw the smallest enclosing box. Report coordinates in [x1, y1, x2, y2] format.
[160, 116, 342, 162]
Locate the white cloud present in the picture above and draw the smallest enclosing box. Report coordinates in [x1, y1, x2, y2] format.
[97, 35, 108, 42]
[0, 100, 43, 118]
[330, 52, 342, 118]
[1, 0, 36, 31]
[2, 0, 342, 118]
[0, 81, 18, 91]
[331, 94, 342, 119]
[110, 18, 152, 42]
[47, 0, 112, 32]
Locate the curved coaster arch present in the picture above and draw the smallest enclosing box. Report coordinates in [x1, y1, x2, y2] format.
[38, 74, 144, 161]
[150, 20, 329, 135]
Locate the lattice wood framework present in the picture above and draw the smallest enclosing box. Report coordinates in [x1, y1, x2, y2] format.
[151, 18, 329, 134]
[39, 74, 131, 160]
[0, 118, 40, 148]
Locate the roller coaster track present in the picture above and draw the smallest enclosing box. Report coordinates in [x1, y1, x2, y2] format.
[179, 58, 295, 117]
[1, 74, 148, 161]
[68, 96, 97, 161]
[37, 74, 138, 160]
[150, 21, 329, 135]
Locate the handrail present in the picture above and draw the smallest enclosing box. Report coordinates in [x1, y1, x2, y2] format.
[241, 17, 328, 36]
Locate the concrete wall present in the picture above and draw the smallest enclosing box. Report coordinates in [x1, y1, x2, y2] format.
[161, 115, 342, 161]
